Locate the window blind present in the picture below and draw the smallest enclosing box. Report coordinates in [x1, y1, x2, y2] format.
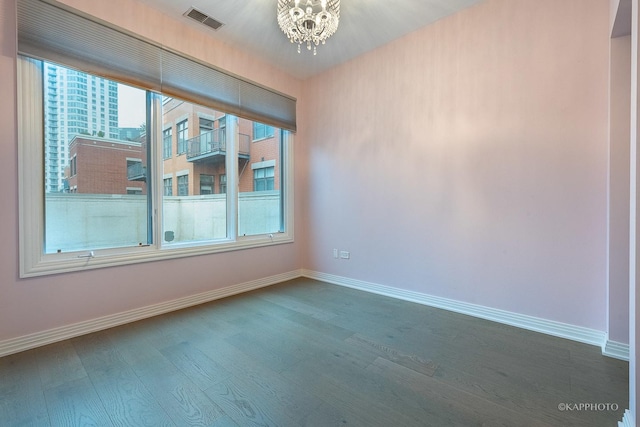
[17, 0, 297, 131]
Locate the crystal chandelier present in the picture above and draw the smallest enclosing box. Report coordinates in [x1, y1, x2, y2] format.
[277, 0, 340, 55]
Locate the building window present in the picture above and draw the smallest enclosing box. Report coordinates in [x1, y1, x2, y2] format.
[200, 174, 214, 195]
[177, 119, 188, 155]
[126, 159, 144, 182]
[177, 174, 189, 196]
[253, 122, 274, 141]
[219, 174, 227, 194]
[70, 155, 77, 176]
[200, 118, 213, 133]
[162, 127, 172, 159]
[254, 166, 275, 191]
[163, 178, 173, 196]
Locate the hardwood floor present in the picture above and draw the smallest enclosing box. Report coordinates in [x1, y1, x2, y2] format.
[0, 278, 628, 426]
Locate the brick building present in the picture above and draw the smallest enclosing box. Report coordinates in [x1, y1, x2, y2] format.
[161, 98, 281, 197]
[66, 136, 146, 195]
[64, 99, 280, 197]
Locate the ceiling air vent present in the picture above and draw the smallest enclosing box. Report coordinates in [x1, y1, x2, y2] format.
[184, 7, 224, 31]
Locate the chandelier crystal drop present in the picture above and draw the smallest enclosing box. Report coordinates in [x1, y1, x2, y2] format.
[277, 0, 340, 55]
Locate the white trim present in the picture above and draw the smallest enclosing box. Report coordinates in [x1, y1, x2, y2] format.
[603, 337, 631, 361]
[252, 160, 276, 170]
[174, 114, 189, 126]
[0, 270, 302, 358]
[302, 270, 608, 348]
[1, 269, 627, 364]
[175, 169, 189, 177]
[196, 112, 215, 121]
[618, 410, 634, 427]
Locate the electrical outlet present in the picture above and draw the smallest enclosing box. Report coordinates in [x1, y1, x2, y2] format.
[339, 250, 350, 259]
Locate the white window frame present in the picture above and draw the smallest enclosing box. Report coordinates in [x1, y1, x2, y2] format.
[18, 57, 294, 278]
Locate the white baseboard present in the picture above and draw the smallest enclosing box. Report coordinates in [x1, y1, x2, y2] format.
[619, 409, 634, 427]
[2, 268, 629, 363]
[0, 269, 303, 358]
[302, 270, 611, 350]
[603, 338, 630, 361]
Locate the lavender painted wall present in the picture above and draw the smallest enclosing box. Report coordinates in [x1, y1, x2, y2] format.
[303, 0, 611, 329]
[0, 0, 304, 342]
[0, 0, 626, 389]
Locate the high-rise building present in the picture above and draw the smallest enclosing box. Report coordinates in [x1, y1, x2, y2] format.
[43, 62, 119, 193]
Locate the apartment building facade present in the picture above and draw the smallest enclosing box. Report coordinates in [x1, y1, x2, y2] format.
[61, 97, 281, 198]
[161, 98, 281, 198]
[43, 62, 119, 193]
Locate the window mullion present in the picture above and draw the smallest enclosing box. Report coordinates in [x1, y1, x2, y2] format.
[150, 92, 163, 248]
[18, 56, 45, 276]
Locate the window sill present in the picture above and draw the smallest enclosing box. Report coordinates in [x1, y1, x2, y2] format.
[20, 233, 294, 278]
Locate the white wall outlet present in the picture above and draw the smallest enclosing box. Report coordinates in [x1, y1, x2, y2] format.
[333, 248, 338, 258]
[340, 250, 350, 259]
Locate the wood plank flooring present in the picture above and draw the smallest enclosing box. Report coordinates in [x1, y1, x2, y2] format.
[0, 278, 629, 426]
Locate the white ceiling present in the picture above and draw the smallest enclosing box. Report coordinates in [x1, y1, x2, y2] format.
[138, 0, 484, 80]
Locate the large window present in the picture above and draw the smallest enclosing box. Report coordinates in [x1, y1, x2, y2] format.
[19, 59, 293, 277]
[39, 72, 149, 254]
[18, 0, 295, 277]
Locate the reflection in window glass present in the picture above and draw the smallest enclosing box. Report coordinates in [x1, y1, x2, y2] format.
[43, 62, 148, 253]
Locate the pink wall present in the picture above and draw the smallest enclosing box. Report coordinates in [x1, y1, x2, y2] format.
[0, 0, 304, 341]
[0, 0, 620, 349]
[303, 0, 611, 329]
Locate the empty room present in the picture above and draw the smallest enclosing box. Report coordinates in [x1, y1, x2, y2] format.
[0, 0, 638, 426]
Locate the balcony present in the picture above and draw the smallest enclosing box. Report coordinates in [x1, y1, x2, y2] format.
[186, 129, 250, 164]
[127, 162, 146, 182]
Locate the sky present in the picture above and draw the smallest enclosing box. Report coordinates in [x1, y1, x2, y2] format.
[117, 83, 146, 128]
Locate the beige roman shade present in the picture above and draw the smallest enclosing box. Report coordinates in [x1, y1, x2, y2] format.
[17, 0, 297, 132]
